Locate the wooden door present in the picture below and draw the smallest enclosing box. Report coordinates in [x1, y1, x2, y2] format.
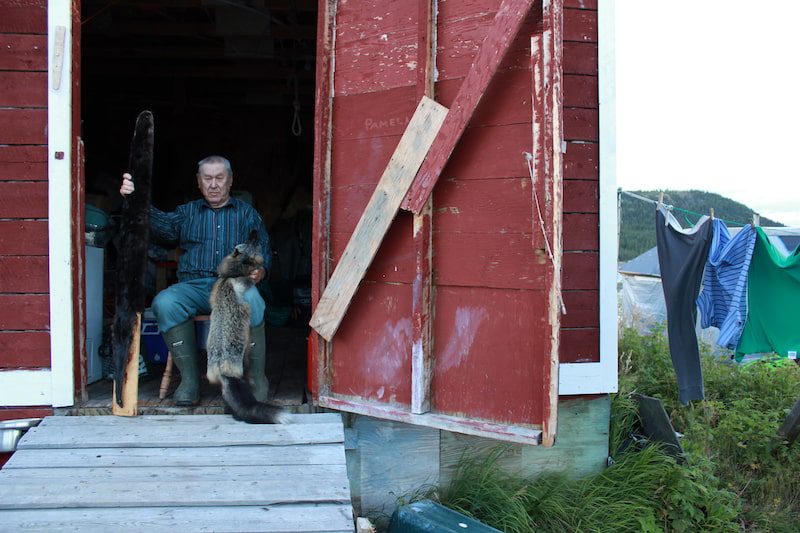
[311, 0, 563, 445]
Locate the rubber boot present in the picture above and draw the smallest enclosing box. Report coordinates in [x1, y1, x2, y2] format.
[162, 320, 200, 406]
[248, 322, 270, 402]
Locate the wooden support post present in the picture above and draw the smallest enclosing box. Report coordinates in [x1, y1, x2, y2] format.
[535, 0, 564, 448]
[530, 35, 546, 252]
[159, 352, 174, 400]
[411, 0, 436, 415]
[310, 97, 448, 341]
[311, 0, 337, 401]
[73, 138, 88, 404]
[401, 0, 536, 214]
[112, 312, 140, 416]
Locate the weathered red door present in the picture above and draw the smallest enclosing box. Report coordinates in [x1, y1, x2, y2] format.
[312, 0, 563, 445]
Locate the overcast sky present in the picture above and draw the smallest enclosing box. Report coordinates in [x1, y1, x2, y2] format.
[616, 2, 799, 226]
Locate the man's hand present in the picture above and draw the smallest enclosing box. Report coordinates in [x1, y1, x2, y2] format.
[120, 173, 135, 196]
[249, 267, 266, 284]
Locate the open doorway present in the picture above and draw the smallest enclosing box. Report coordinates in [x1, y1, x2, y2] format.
[79, 0, 317, 413]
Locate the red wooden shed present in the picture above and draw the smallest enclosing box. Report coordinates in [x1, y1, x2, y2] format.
[0, 0, 616, 503]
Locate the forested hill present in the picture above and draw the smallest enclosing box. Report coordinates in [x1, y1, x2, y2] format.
[619, 189, 783, 262]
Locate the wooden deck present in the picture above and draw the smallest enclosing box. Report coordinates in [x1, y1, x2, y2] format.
[0, 413, 354, 532]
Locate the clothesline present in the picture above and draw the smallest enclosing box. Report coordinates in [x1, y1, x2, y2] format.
[655, 205, 800, 404]
[618, 189, 750, 228]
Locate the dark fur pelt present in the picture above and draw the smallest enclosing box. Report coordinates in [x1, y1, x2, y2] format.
[207, 230, 287, 424]
[220, 376, 287, 424]
[112, 111, 154, 406]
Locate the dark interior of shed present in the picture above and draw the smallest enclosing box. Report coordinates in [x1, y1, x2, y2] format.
[79, 0, 317, 411]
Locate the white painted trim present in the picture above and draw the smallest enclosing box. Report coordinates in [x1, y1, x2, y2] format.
[0, 370, 53, 406]
[47, 1, 75, 407]
[559, 0, 618, 395]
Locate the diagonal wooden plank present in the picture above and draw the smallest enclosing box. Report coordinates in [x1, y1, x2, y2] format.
[401, 0, 536, 214]
[309, 96, 448, 341]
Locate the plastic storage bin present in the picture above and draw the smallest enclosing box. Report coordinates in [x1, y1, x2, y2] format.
[141, 318, 169, 364]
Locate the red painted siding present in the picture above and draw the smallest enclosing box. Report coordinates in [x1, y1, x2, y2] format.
[0, 1, 51, 378]
[0, 0, 46, 34]
[432, 287, 547, 422]
[561, 4, 599, 362]
[332, 282, 413, 404]
[0, 146, 48, 181]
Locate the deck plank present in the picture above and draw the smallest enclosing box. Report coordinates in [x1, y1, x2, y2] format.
[38, 413, 340, 426]
[0, 504, 354, 532]
[5, 443, 345, 468]
[0, 464, 346, 483]
[0, 466, 350, 509]
[18, 420, 344, 449]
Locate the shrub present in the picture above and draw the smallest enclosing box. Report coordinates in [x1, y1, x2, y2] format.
[619, 327, 800, 530]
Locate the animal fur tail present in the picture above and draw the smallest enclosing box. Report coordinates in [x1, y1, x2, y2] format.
[220, 376, 289, 424]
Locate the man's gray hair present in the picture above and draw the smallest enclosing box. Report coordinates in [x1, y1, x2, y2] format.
[197, 155, 232, 178]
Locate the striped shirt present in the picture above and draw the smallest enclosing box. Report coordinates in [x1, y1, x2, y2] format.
[150, 198, 271, 282]
[696, 221, 756, 350]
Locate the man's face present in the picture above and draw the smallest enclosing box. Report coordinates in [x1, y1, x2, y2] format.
[197, 162, 232, 208]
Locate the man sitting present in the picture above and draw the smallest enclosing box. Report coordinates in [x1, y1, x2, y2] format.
[120, 155, 271, 406]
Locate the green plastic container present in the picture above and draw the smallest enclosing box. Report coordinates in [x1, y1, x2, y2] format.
[85, 204, 109, 231]
[388, 500, 502, 533]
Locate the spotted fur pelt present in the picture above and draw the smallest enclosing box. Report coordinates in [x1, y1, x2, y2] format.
[207, 230, 287, 424]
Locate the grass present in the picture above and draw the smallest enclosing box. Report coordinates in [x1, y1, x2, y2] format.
[433, 443, 739, 533]
[424, 328, 800, 532]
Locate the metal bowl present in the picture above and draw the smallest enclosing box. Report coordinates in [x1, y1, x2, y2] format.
[0, 418, 43, 452]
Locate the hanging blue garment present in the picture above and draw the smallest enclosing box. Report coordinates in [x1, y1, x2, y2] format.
[697, 220, 731, 328]
[696, 222, 757, 350]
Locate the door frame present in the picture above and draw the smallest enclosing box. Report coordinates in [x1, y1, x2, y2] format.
[0, 0, 77, 408]
[557, 0, 617, 395]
